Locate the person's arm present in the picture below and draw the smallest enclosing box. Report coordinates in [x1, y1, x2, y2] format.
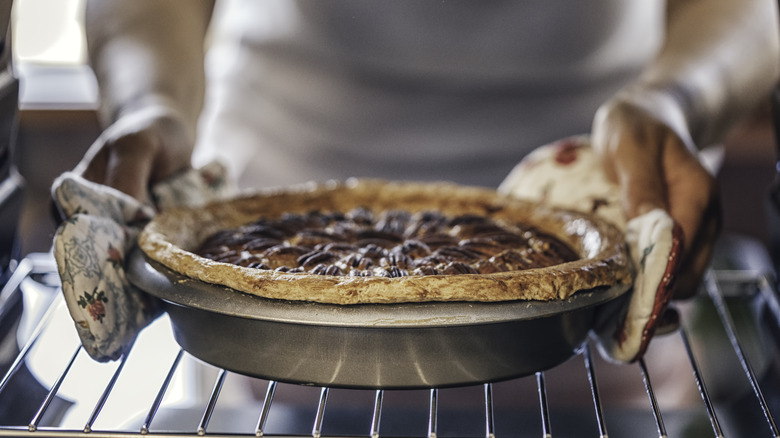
[592, 0, 780, 298]
[77, 0, 216, 201]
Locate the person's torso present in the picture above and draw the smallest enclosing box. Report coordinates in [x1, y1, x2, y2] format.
[195, 0, 664, 189]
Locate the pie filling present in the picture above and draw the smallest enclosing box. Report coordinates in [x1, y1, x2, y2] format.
[195, 207, 579, 278]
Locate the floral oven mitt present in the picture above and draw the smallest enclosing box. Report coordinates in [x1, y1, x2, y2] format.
[498, 136, 683, 363]
[51, 162, 235, 361]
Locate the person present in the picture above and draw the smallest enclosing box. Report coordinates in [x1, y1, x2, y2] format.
[75, 0, 779, 302]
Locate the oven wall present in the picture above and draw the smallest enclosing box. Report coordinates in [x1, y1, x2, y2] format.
[718, 100, 777, 246]
[16, 107, 96, 253]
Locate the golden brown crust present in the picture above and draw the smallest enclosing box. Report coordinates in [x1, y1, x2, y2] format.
[138, 179, 633, 304]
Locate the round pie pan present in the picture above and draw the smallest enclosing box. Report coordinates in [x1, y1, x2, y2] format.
[127, 248, 631, 389]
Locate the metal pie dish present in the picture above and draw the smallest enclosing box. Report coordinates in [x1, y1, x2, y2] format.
[129, 179, 634, 388]
[128, 248, 630, 389]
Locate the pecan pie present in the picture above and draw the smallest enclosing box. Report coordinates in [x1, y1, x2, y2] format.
[194, 208, 580, 278]
[138, 180, 632, 304]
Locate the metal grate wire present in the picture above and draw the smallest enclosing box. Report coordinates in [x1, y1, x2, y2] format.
[0, 257, 778, 438]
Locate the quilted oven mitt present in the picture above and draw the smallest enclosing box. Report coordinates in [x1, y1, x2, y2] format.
[498, 136, 683, 363]
[51, 161, 235, 362]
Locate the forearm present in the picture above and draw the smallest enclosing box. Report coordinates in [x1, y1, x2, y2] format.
[85, 0, 215, 136]
[618, 0, 780, 149]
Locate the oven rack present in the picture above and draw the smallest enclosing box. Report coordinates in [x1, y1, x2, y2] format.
[0, 254, 778, 438]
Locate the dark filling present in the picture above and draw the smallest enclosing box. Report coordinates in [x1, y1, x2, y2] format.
[195, 208, 579, 277]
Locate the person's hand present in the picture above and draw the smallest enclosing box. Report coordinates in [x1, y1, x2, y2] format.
[591, 93, 721, 299]
[76, 104, 195, 203]
[54, 100, 232, 361]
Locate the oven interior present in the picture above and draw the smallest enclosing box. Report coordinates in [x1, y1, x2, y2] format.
[1, 2, 780, 437]
[0, 238, 778, 438]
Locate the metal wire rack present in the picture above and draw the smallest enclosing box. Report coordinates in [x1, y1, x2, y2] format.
[0, 253, 778, 438]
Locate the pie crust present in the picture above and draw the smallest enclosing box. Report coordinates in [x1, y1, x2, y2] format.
[138, 179, 633, 304]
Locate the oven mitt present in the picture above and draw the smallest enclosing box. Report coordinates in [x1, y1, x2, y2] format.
[51, 161, 235, 362]
[498, 136, 683, 363]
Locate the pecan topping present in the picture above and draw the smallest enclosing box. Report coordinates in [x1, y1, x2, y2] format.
[291, 229, 346, 247]
[263, 245, 310, 268]
[243, 224, 285, 240]
[449, 223, 507, 239]
[297, 250, 338, 269]
[458, 238, 504, 257]
[244, 238, 282, 252]
[490, 249, 536, 271]
[375, 210, 412, 235]
[474, 260, 503, 274]
[393, 240, 431, 258]
[412, 266, 439, 276]
[339, 253, 374, 271]
[355, 229, 403, 243]
[195, 207, 579, 277]
[346, 206, 374, 225]
[433, 246, 480, 262]
[417, 233, 459, 249]
[440, 261, 480, 275]
[248, 261, 271, 270]
[380, 253, 413, 270]
[386, 266, 409, 278]
[359, 243, 387, 259]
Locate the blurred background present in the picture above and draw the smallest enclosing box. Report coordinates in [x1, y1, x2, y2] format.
[12, 0, 97, 253]
[2, 3, 779, 436]
[9, 0, 778, 256]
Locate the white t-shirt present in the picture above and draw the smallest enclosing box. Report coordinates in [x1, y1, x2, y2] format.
[194, 0, 663, 189]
